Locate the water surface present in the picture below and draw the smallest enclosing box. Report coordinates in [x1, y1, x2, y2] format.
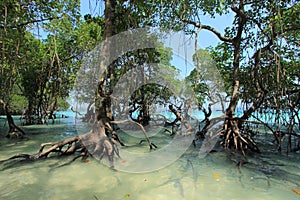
[0, 116, 299, 200]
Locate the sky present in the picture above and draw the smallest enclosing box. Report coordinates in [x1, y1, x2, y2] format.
[79, 1, 234, 48]
[79, 0, 234, 77]
[70, 1, 234, 111]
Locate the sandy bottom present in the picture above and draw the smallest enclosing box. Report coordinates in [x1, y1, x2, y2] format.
[0, 117, 299, 200]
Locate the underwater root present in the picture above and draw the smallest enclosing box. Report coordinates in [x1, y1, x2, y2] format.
[0, 122, 119, 168]
[0, 119, 160, 169]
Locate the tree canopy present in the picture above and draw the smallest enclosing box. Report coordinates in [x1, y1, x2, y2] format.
[0, 0, 299, 160]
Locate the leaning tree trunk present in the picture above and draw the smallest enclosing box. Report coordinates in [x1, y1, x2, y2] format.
[0, 99, 25, 139]
[221, 61, 260, 155]
[1, 0, 157, 168]
[220, 3, 260, 156]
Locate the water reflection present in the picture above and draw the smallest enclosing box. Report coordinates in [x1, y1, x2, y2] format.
[0, 117, 299, 200]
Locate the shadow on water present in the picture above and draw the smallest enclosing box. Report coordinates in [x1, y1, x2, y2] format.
[0, 115, 300, 200]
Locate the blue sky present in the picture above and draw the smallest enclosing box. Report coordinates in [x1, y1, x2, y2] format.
[79, 1, 233, 49]
[70, 1, 233, 111]
[79, 0, 234, 77]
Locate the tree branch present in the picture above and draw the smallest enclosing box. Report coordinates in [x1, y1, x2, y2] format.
[180, 19, 234, 43]
[0, 17, 55, 29]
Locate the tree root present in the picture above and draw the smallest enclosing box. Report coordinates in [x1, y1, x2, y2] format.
[0, 99, 26, 139]
[0, 122, 119, 168]
[110, 119, 158, 149]
[0, 118, 161, 169]
[139, 139, 158, 148]
[221, 119, 260, 156]
[193, 116, 225, 146]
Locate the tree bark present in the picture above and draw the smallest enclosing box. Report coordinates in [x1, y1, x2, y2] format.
[1, 122, 118, 168]
[0, 99, 25, 139]
[95, 0, 116, 123]
[220, 1, 261, 155]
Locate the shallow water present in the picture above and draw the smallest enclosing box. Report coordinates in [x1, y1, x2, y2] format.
[0, 116, 300, 200]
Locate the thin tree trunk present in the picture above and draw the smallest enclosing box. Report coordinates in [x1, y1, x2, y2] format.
[221, 1, 261, 155]
[95, 0, 116, 123]
[0, 99, 25, 139]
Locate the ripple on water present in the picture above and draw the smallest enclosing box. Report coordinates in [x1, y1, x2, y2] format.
[0, 119, 300, 200]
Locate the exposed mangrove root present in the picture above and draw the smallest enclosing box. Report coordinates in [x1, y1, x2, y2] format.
[164, 105, 182, 127]
[103, 121, 125, 147]
[0, 99, 25, 139]
[163, 124, 180, 136]
[0, 122, 119, 168]
[166, 104, 195, 135]
[139, 139, 158, 148]
[245, 115, 300, 153]
[193, 107, 212, 145]
[0, 117, 161, 169]
[193, 104, 224, 146]
[221, 118, 260, 156]
[110, 119, 158, 149]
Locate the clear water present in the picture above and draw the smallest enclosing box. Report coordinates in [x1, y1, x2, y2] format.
[0, 116, 300, 200]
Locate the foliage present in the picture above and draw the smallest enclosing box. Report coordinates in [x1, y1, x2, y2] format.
[109, 43, 180, 123]
[9, 95, 27, 114]
[161, 0, 300, 119]
[0, 0, 298, 155]
[186, 49, 226, 106]
[0, 0, 94, 117]
[143, 0, 300, 153]
[57, 97, 71, 111]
